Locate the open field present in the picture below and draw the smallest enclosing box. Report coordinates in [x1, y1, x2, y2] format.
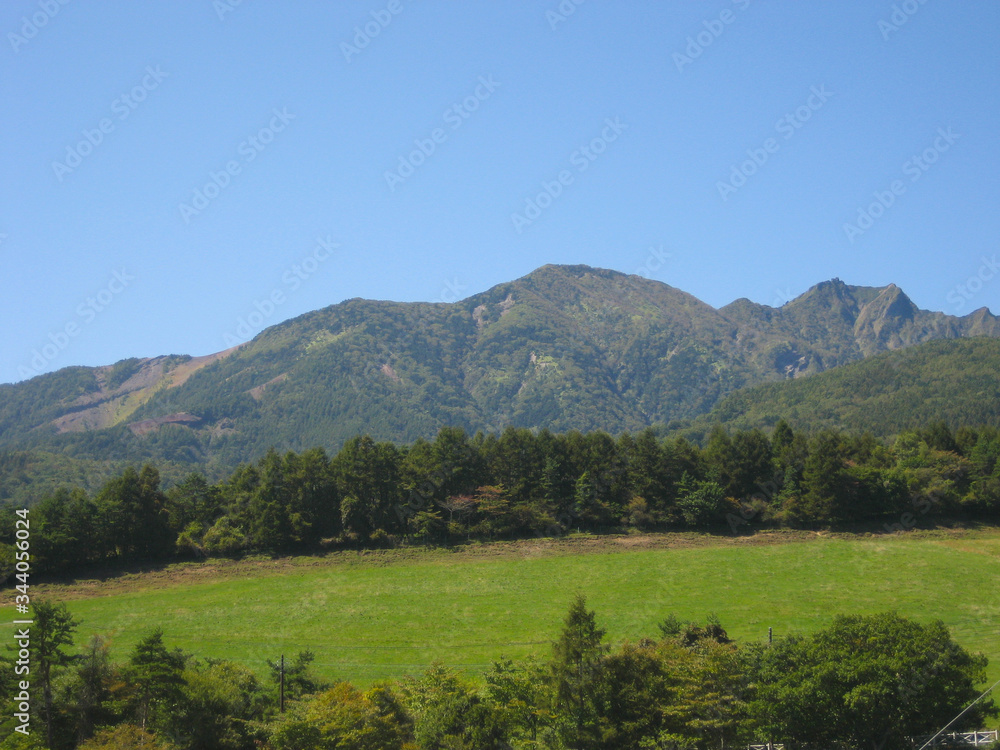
[5, 528, 1000, 688]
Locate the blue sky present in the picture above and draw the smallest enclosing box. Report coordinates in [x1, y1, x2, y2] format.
[2, 1, 999, 384]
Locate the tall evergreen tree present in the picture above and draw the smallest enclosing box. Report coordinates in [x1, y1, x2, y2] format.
[31, 600, 79, 749]
[283, 447, 337, 546]
[626, 428, 668, 510]
[62, 636, 115, 747]
[550, 594, 608, 748]
[95, 465, 172, 561]
[245, 449, 294, 551]
[795, 430, 848, 523]
[125, 629, 185, 735]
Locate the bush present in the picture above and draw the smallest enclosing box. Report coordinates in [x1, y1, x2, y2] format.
[368, 528, 397, 549]
[201, 517, 246, 556]
[78, 725, 175, 750]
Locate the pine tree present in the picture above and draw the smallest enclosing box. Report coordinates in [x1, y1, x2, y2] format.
[32, 600, 79, 748]
[550, 594, 607, 748]
[125, 629, 185, 734]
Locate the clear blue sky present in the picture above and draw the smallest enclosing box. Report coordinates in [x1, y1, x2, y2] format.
[3, 1, 998, 384]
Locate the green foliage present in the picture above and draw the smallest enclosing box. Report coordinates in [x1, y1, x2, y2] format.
[18, 420, 1000, 579]
[0, 731, 47, 750]
[31, 599, 80, 748]
[271, 681, 412, 750]
[199, 516, 246, 556]
[0, 542, 14, 584]
[77, 725, 176, 750]
[483, 657, 555, 745]
[96, 465, 173, 561]
[408, 509, 444, 543]
[175, 660, 266, 750]
[105, 359, 143, 390]
[58, 636, 116, 748]
[674, 475, 727, 528]
[5, 270, 1000, 504]
[598, 636, 746, 749]
[165, 473, 220, 534]
[795, 430, 850, 523]
[743, 612, 996, 750]
[658, 614, 733, 649]
[701, 338, 1000, 438]
[34, 487, 101, 571]
[268, 651, 327, 704]
[0, 367, 99, 445]
[401, 665, 508, 749]
[550, 594, 608, 748]
[123, 630, 186, 735]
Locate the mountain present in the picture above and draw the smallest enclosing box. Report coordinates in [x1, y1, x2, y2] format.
[1, 264, 998, 497]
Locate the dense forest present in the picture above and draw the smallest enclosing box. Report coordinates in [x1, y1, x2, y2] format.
[0, 598, 994, 750]
[5, 420, 1000, 576]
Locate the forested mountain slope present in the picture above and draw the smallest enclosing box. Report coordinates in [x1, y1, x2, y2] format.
[1, 264, 997, 501]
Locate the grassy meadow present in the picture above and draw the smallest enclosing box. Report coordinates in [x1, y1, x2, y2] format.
[6, 528, 1000, 688]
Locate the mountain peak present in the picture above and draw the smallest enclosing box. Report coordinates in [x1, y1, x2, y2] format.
[879, 284, 917, 319]
[851, 284, 923, 355]
[525, 263, 627, 281]
[800, 277, 851, 297]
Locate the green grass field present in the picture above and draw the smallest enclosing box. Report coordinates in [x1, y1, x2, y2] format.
[5, 529, 1000, 688]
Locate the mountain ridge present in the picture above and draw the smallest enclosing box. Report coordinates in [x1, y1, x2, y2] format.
[2, 263, 998, 478]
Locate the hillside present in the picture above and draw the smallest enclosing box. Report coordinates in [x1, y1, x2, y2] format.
[1, 264, 998, 499]
[22, 529, 1000, 689]
[691, 337, 1000, 437]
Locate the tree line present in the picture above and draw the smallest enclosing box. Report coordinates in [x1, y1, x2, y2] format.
[0, 599, 994, 750]
[4, 420, 1000, 574]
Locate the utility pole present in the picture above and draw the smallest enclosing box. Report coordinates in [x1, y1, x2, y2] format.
[768, 629, 774, 750]
[279, 654, 285, 713]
